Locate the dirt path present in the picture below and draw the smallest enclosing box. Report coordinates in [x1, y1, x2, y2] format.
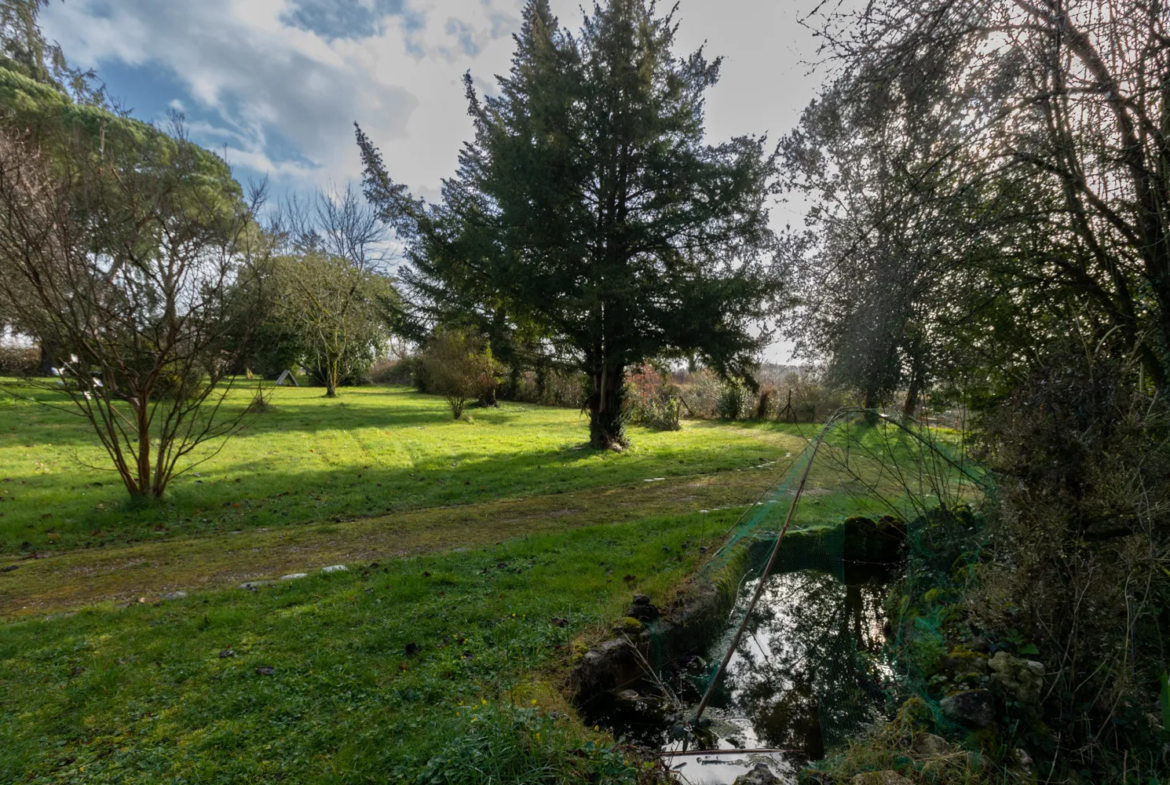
[0, 464, 788, 617]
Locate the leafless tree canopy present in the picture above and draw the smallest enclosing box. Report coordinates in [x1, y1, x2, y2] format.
[266, 185, 395, 397]
[804, 0, 1170, 391]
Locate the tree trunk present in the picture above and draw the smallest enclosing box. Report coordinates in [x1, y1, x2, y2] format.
[589, 363, 626, 449]
[903, 360, 923, 419]
[135, 404, 156, 499]
[37, 338, 58, 377]
[325, 355, 339, 398]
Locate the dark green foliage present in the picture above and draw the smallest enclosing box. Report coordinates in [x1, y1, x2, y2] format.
[359, 0, 785, 449]
[716, 380, 748, 421]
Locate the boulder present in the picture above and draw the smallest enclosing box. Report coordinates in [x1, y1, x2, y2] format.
[843, 516, 905, 564]
[572, 638, 641, 696]
[734, 762, 780, 785]
[940, 689, 996, 729]
[850, 772, 913, 785]
[940, 649, 989, 678]
[987, 651, 1044, 706]
[911, 733, 953, 756]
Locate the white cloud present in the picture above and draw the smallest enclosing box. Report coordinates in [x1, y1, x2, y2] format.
[40, 0, 824, 362]
[41, 0, 526, 193]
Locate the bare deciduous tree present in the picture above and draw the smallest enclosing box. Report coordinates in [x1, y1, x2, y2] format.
[270, 185, 395, 397]
[0, 120, 269, 500]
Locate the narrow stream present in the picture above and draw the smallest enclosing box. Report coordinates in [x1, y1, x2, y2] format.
[594, 560, 895, 784]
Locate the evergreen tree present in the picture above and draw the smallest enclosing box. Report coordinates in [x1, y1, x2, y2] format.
[359, 0, 784, 448]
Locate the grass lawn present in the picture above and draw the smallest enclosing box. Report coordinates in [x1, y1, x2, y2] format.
[0, 380, 811, 782]
[0, 381, 969, 783]
[1, 510, 735, 784]
[0, 380, 812, 553]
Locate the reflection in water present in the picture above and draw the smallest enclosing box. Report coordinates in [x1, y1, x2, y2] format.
[662, 563, 892, 781]
[700, 566, 890, 760]
[592, 561, 893, 783]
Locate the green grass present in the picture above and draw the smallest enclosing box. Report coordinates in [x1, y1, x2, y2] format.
[0, 510, 734, 784]
[0, 381, 974, 784]
[0, 381, 810, 553]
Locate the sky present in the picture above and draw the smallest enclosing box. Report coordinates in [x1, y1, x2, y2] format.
[40, 0, 831, 361]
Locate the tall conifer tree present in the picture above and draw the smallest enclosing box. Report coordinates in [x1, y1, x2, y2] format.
[360, 0, 783, 448]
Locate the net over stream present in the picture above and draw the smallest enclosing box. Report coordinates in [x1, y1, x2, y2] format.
[579, 410, 990, 784]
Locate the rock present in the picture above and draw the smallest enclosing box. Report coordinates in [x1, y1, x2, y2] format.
[1012, 748, 1034, 774]
[219, 649, 235, 658]
[280, 573, 308, 581]
[239, 581, 271, 590]
[255, 666, 275, 676]
[572, 638, 640, 697]
[844, 515, 905, 564]
[626, 594, 660, 622]
[940, 689, 996, 728]
[611, 616, 644, 636]
[321, 565, 347, 574]
[968, 635, 992, 653]
[734, 762, 780, 785]
[850, 773, 913, 785]
[911, 733, 953, 756]
[615, 689, 640, 703]
[941, 649, 989, 678]
[0, 565, 19, 573]
[160, 591, 187, 601]
[987, 651, 1044, 706]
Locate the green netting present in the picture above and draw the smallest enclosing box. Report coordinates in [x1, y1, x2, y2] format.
[656, 409, 991, 754]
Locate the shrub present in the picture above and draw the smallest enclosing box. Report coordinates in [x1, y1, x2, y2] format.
[777, 370, 846, 423]
[972, 349, 1170, 778]
[716, 379, 748, 420]
[677, 368, 722, 417]
[505, 367, 588, 408]
[369, 357, 418, 386]
[0, 344, 39, 375]
[419, 329, 501, 419]
[623, 362, 681, 431]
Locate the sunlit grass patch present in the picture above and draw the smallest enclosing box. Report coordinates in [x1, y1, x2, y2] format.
[0, 380, 810, 552]
[0, 510, 735, 784]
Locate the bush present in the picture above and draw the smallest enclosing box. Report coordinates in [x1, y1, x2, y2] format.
[0, 344, 38, 375]
[776, 370, 846, 423]
[716, 379, 749, 421]
[369, 357, 419, 386]
[972, 349, 1170, 778]
[677, 368, 722, 417]
[419, 329, 501, 419]
[623, 362, 681, 431]
[505, 367, 588, 408]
